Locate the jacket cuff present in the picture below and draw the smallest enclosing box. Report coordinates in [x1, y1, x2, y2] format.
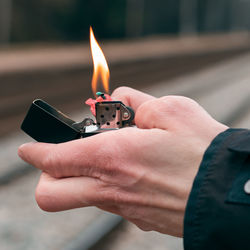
[183, 128, 250, 250]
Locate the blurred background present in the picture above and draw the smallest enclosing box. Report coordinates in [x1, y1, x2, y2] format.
[1, 0, 250, 43]
[0, 1, 250, 250]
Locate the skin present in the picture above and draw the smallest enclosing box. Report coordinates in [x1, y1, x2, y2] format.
[18, 87, 228, 237]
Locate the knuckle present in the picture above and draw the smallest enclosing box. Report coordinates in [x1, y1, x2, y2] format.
[135, 98, 165, 126]
[128, 218, 152, 232]
[137, 98, 156, 112]
[158, 96, 198, 116]
[41, 152, 53, 170]
[136, 223, 152, 232]
[41, 151, 62, 178]
[136, 99, 154, 116]
[135, 96, 199, 128]
[96, 184, 127, 205]
[163, 95, 196, 107]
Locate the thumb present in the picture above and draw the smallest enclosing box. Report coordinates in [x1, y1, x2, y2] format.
[135, 96, 207, 130]
[111, 87, 155, 112]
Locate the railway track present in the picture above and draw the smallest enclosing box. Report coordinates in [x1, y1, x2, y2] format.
[0, 36, 250, 250]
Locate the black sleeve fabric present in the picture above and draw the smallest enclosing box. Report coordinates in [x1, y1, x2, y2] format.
[184, 128, 250, 250]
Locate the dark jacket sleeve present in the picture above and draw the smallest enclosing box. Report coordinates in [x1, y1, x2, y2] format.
[184, 128, 250, 250]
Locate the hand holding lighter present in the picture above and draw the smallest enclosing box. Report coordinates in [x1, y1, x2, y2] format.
[21, 98, 134, 144]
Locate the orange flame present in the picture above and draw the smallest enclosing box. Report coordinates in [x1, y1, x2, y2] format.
[90, 27, 110, 97]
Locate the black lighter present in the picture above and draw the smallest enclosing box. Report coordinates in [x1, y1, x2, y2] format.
[21, 98, 134, 144]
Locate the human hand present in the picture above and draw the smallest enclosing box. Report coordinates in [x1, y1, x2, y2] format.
[18, 87, 228, 237]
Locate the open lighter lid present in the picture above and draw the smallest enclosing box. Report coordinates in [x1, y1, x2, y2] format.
[21, 99, 81, 144]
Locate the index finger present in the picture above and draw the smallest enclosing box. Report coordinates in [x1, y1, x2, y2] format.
[111, 87, 155, 111]
[17, 128, 132, 178]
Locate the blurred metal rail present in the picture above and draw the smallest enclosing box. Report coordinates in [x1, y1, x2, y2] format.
[0, 163, 34, 186]
[62, 213, 123, 250]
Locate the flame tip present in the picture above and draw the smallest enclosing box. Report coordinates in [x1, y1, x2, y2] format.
[90, 27, 110, 96]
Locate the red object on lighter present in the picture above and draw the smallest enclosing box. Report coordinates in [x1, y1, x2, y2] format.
[85, 94, 113, 116]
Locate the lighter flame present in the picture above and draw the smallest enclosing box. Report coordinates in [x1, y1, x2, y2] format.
[90, 27, 110, 96]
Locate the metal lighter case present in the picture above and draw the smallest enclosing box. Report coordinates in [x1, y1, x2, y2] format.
[21, 99, 134, 143]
